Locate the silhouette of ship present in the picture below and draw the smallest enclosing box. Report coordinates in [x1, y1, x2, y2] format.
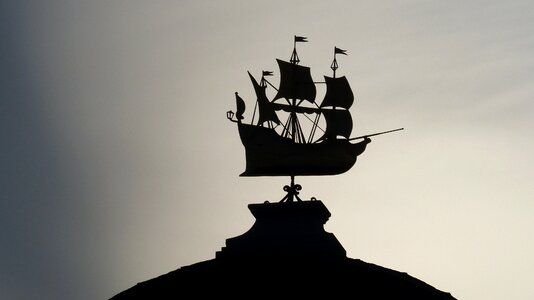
[228, 36, 402, 177]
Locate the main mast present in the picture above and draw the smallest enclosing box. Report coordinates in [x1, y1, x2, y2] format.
[281, 35, 312, 201]
[283, 35, 308, 144]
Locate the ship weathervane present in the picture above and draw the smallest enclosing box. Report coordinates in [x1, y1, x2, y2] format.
[227, 36, 403, 202]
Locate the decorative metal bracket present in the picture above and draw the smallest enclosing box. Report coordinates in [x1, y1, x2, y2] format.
[280, 176, 302, 202]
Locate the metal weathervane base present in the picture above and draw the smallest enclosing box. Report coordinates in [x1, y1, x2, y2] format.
[280, 176, 303, 202]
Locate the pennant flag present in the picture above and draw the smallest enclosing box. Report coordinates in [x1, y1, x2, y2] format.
[294, 35, 308, 42]
[262, 71, 273, 76]
[334, 47, 347, 55]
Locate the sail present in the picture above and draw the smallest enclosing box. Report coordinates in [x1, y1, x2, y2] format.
[274, 59, 316, 103]
[248, 72, 281, 125]
[320, 76, 354, 109]
[319, 109, 352, 140]
[235, 92, 246, 120]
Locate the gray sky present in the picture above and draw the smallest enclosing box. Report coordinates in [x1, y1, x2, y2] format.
[1, 1, 533, 299]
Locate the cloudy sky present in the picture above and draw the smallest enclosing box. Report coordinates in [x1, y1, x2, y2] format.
[2, 1, 533, 299]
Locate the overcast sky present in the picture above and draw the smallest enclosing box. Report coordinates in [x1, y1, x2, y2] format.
[2, 1, 533, 299]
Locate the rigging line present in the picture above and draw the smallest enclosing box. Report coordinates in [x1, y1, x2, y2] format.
[264, 78, 291, 105]
[251, 100, 258, 125]
[294, 115, 306, 143]
[307, 114, 320, 143]
[282, 114, 293, 138]
[263, 79, 278, 91]
[306, 101, 325, 143]
[301, 113, 324, 133]
[290, 112, 298, 141]
[308, 102, 325, 133]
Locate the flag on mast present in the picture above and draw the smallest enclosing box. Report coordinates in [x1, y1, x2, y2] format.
[295, 35, 308, 42]
[334, 47, 347, 55]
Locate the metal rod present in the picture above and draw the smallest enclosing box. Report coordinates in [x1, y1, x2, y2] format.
[348, 127, 404, 141]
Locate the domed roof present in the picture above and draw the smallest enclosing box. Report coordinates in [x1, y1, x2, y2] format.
[111, 200, 456, 299]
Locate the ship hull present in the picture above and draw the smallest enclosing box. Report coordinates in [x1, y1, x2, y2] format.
[238, 123, 370, 176]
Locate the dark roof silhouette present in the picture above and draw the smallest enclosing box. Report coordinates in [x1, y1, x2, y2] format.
[110, 200, 456, 299]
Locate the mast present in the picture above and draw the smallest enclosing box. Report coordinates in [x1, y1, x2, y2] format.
[331, 46, 347, 79]
[248, 72, 280, 127]
[273, 36, 316, 144]
[290, 35, 306, 64]
[310, 46, 353, 142]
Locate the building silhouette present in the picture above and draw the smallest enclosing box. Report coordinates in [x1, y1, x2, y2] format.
[110, 200, 456, 299]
